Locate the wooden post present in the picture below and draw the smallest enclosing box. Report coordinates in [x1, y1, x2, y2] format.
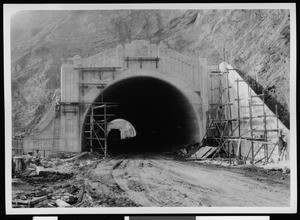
[236, 79, 241, 137]
[276, 104, 279, 135]
[227, 72, 232, 120]
[236, 138, 241, 159]
[262, 91, 268, 162]
[210, 74, 214, 105]
[226, 72, 233, 151]
[104, 104, 107, 158]
[248, 87, 254, 164]
[90, 107, 94, 152]
[229, 142, 231, 164]
[218, 74, 222, 105]
[275, 104, 280, 160]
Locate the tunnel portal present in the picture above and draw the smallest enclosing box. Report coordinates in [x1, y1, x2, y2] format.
[82, 76, 200, 155]
[21, 40, 289, 163]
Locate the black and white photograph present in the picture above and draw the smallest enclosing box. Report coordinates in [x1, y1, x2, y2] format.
[4, 3, 297, 215]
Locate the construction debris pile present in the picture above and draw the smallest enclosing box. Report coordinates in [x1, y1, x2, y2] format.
[12, 152, 102, 208]
[176, 143, 290, 174]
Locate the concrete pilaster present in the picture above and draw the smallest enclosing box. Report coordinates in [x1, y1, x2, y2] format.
[61, 64, 74, 102]
[73, 55, 82, 68]
[158, 42, 167, 73]
[116, 45, 124, 70]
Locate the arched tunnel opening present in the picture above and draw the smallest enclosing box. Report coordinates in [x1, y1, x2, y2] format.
[82, 76, 200, 155]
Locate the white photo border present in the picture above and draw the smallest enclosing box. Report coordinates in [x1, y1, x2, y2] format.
[4, 3, 297, 215]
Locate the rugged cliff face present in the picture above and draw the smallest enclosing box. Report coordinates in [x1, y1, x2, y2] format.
[10, 9, 290, 135]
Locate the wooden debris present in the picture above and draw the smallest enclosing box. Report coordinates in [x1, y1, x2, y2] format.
[29, 195, 48, 206]
[64, 152, 89, 162]
[12, 199, 29, 206]
[55, 199, 72, 207]
[61, 193, 75, 204]
[46, 203, 55, 207]
[12, 204, 28, 208]
[12, 195, 48, 207]
[12, 178, 26, 185]
[13, 156, 23, 172]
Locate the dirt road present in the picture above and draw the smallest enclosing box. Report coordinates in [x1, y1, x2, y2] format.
[75, 154, 290, 207]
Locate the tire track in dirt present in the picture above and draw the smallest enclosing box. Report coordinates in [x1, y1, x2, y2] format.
[127, 156, 185, 206]
[130, 157, 165, 206]
[85, 157, 140, 207]
[150, 156, 290, 206]
[139, 158, 212, 206]
[83, 155, 289, 207]
[111, 157, 154, 206]
[151, 158, 255, 206]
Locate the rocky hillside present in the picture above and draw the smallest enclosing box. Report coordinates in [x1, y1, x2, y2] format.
[10, 9, 290, 135]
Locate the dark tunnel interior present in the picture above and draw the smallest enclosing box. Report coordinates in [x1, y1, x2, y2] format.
[82, 76, 200, 155]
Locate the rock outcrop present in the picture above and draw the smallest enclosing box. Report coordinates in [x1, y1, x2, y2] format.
[10, 9, 290, 134]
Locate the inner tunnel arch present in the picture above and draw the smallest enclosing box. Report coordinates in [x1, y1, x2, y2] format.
[82, 75, 201, 155]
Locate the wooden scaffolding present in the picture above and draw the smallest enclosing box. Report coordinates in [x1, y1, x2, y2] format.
[55, 67, 120, 158]
[204, 69, 281, 164]
[76, 67, 120, 158]
[82, 101, 117, 158]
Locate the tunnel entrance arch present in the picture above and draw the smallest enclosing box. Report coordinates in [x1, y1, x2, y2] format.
[107, 119, 137, 139]
[81, 75, 201, 155]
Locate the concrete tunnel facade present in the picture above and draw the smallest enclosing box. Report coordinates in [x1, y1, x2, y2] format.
[22, 40, 216, 156]
[21, 40, 289, 162]
[81, 74, 201, 154]
[14, 36, 292, 207]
